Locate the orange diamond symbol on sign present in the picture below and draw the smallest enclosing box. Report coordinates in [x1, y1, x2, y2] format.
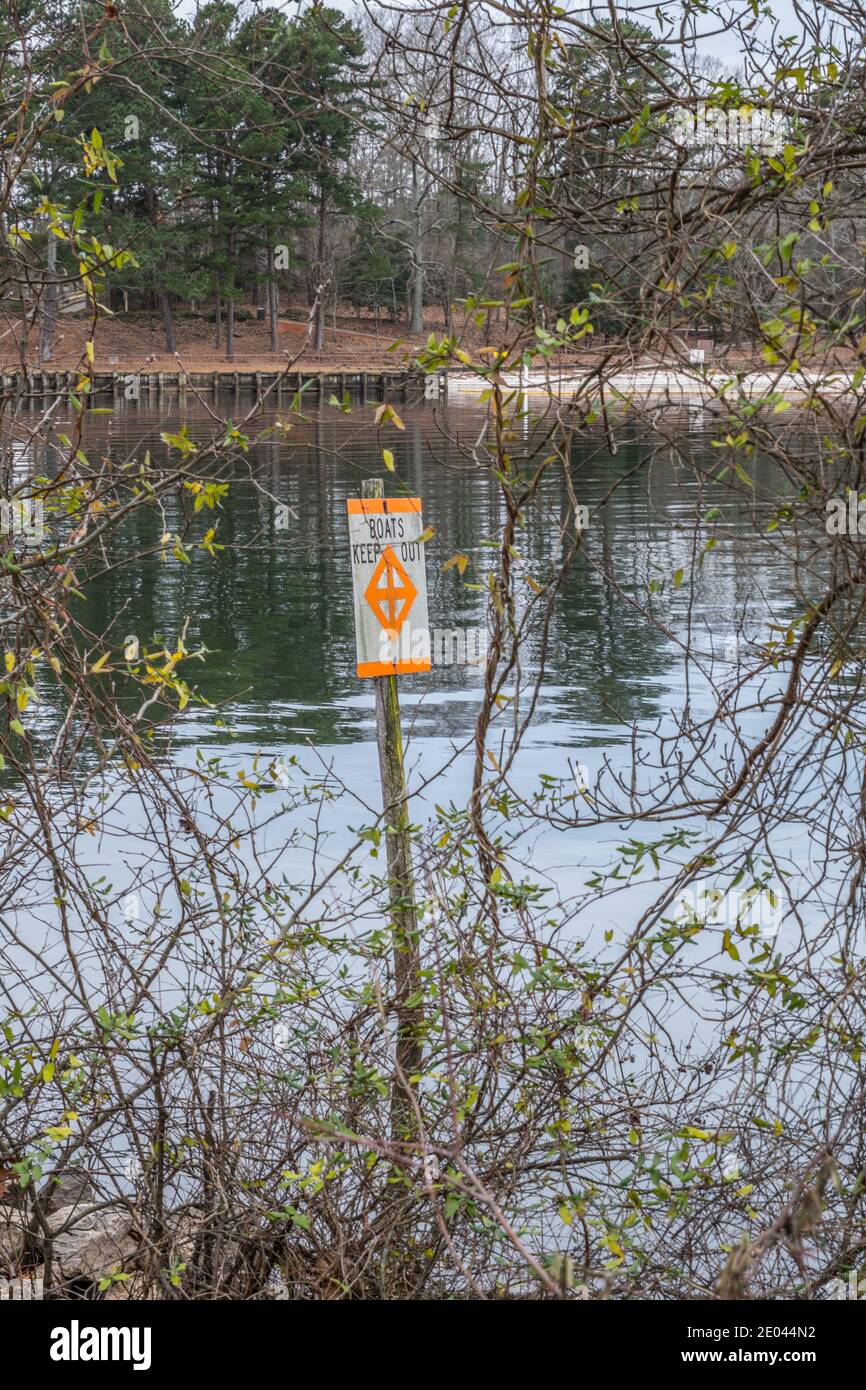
[364, 545, 417, 634]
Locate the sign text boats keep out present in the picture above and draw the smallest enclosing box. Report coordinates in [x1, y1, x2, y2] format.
[347, 496, 430, 678]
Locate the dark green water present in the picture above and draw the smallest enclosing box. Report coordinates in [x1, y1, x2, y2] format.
[4, 393, 829, 984]
[43, 395, 793, 755]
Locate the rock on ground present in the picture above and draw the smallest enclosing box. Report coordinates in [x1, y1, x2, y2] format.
[49, 1207, 135, 1282]
[36, 1169, 94, 1216]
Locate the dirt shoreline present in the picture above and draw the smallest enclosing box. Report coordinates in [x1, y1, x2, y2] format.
[3, 310, 859, 384]
[0, 311, 427, 374]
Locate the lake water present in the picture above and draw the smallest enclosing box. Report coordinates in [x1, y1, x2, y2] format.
[7, 392, 827, 944]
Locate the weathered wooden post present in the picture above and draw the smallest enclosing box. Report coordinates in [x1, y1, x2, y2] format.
[351, 476, 430, 1137]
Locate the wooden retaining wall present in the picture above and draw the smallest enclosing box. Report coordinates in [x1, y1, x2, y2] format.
[0, 369, 449, 404]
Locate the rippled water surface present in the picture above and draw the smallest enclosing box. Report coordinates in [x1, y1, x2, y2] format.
[8, 394, 811, 918]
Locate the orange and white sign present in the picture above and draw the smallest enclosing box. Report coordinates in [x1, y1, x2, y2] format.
[347, 496, 431, 678]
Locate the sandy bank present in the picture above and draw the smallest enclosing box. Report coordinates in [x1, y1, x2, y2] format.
[448, 365, 852, 403]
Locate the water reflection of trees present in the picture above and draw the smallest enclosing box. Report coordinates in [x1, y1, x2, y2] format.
[12, 403, 802, 750]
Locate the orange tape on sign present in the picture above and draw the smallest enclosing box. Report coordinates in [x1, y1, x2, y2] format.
[357, 659, 431, 678]
[347, 497, 431, 677]
[346, 497, 422, 515]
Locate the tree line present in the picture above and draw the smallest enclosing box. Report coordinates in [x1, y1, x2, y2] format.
[12, 0, 858, 366]
[5, 0, 519, 359]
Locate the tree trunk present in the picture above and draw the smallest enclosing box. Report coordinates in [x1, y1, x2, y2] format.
[267, 241, 278, 353]
[449, 176, 469, 340]
[159, 287, 175, 354]
[143, 183, 175, 353]
[226, 228, 236, 362]
[314, 186, 327, 353]
[210, 185, 221, 349]
[39, 228, 58, 363]
[410, 164, 424, 335]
